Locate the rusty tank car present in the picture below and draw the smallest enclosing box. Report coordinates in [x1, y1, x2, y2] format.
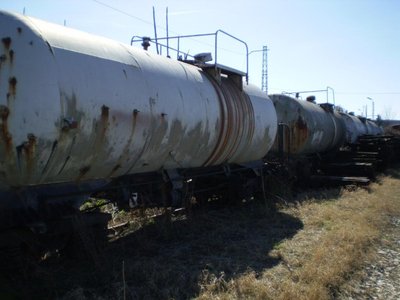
[0, 11, 277, 230]
[269, 94, 346, 155]
[340, 113, 369, 144]
[364, 119, 384, 136]
[268, 93, 391, 186]
[0, 9, 391, 237]
[342, 113, 383, 141]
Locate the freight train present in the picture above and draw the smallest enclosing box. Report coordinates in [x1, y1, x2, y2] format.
[0, 10, 392, 236]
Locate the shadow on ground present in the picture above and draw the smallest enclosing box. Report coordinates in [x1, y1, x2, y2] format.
[385, 165, 400, 179]
[1, 201, 303, 299]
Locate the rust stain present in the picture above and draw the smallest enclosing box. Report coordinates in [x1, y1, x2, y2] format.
[203, 77, 248, 165]
[0, 105, 12, 154]
[101, 105, 109, 118]
[2, 37, 11, 49]
[291, 115, 308, 153]
[9, 50, 14, 64]
[8, 77, 17, 96]
[296, 115, 307, 130]
[111, 164, 121, 173]
[23, 134, 37, 173]
[76, 165, 91, 181]
[203, 75, 227, 166]
[16, 134, 37, 175]
[99, 105, 110, 136]
[80, 165, 90, 175]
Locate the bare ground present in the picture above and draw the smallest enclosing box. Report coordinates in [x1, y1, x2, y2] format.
[338, 216, 400, 300]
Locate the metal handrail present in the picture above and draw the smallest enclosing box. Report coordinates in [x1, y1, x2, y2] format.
[282, 87, 336, 105]
[130, 30, 249, 83]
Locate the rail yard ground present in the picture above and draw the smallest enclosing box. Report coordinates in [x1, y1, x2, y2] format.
[1, 167, 400, 299]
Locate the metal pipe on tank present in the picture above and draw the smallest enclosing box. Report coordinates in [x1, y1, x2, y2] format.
[166, 7, 169, 58]
[152, 6, 159, 55]
[327, 86, 335, 105]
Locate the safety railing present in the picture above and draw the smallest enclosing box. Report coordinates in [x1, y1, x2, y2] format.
[131, 30, 249, 83]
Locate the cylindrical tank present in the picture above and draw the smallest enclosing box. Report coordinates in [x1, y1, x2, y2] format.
[0, 10, 277, 189]
[365, 119, 383, 135]
[340, 113, 368, 144]
[270, 94, 345, 155]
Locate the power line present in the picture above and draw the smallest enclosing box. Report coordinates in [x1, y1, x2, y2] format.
[90, 0, 248, 58]
[268, 89, 400, 96]
[91, 0, 152, 26]
[336, 92, 400, 95]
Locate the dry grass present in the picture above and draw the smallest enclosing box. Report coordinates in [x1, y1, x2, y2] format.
[196, 169, 400, 300]
[3, 169, 400, 299]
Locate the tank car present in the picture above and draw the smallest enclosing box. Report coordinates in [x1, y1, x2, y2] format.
[340, 113, 368, 144]
[364, 119, 384, 136]
[0, 10, 277, 230]
[269, 94, 345, 155]
[340, 113, 383, 144]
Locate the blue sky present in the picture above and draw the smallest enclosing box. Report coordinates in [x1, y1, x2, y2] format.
[1, 0, 399, 119]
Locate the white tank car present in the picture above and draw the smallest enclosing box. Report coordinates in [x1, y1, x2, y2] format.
[0, 10, 277, 190]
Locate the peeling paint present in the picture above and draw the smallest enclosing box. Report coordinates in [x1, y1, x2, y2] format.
[16, 133, 37, 174]
[77, 165, 91, 181]
[9, 49, 14, 63]
[98, 105, 110, 138]
[8, 77, 17, 96]
[291, 115, 309, 153]
[2, 37, 11, 49]
[0, 105, 12, 154]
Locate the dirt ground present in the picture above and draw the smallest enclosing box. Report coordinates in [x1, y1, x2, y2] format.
[338, 216, 400, 300]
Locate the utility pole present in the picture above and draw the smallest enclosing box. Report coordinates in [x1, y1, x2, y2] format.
[367, 97, 375, 120]
[261, 45, 268, 94]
